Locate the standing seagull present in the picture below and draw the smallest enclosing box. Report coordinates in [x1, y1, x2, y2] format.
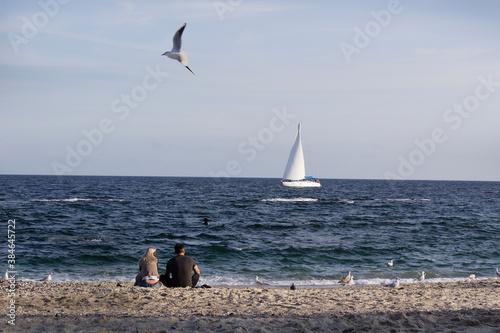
[345, 274, 354, 287]
[1, 270, 8, 282]
[416, 271, 425, 282]
[387, 277, 400, 288]
[255, 276, 269, 286]
[42, 272, 53, 282]
[338, 271, 351, 284]
[496, 268, 500, 278]
[162, 23, 195, 75]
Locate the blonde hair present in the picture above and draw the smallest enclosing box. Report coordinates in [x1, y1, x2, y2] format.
[139, 247, 158, 264]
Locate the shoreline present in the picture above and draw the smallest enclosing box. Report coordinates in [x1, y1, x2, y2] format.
[2, 279, 500, 332]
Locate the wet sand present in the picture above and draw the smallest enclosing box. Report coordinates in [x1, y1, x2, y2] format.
[2, 279, 499, 332]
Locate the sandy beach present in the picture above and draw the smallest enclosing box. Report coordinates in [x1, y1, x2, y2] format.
[2, 279, 500, 332]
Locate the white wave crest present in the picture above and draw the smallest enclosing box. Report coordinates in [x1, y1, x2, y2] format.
[31, 198, 92, 202]
[261, 198, 318, 202]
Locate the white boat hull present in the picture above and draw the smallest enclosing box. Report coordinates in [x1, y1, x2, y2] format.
[281, 179, 321, 188]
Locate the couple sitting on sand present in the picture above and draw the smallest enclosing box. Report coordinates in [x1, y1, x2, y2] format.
[134, 243, 200, 288]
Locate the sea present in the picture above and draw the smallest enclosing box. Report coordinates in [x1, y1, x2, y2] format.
[1, 175, 499, 287]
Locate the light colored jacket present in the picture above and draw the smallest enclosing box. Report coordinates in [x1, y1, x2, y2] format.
[134, 258, 159, 285]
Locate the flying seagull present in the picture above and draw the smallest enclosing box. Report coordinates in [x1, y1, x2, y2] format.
[162, 23, 195, 75]
[42, 272, 53, 282]
[387, 260, 394, 267]
[416, 271, 425, 282]
[338, 271, 351, 284]
[387, 277, 400, 288]
[255, 276, 269, 286]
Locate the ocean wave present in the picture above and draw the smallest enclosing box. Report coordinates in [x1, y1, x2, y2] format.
[385, 198, 431, 202]
[31, 198, 92, 202]
[261, 198, 318, 202]
[341, 199, 355, 204]
[19, 275, 491, 286]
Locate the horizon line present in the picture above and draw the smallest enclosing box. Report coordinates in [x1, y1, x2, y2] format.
[1, 173, 499, 183]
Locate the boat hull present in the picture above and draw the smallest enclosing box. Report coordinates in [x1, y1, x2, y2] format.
[281, 179, 321, 188]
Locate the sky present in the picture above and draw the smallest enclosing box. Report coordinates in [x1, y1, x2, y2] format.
[1, 0, 499, 181]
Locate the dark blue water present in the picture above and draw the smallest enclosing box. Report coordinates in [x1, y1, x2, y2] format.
[1, 175, 499, 286]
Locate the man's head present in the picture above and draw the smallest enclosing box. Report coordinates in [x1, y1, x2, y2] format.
[174, 243, 185, 255]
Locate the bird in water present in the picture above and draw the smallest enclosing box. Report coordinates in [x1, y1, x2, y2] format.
[338, 271, 351, 284]
[387, 260, 394, 267]
[162, 23, 195, 75]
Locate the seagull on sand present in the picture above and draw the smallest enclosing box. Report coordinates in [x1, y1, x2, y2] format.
[387, 277, 400, 288]
[416, 271, 425, 282]
[290, 283, 296, 290]
[338, 271, 351, 284]
[387, 260, 394, 267]
[255, 276, 269, 286]
[496, 268, 500, 278]
[162, 23, 195, 75]
[345, 275, 354, 287]
[1, 270, 8, 282]
[469, 274, 476, 280]
[41, 272, 53, 282]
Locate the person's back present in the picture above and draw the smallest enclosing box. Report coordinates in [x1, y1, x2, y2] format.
[166, 255, 196, 287]
[135, 247, 160, 288]
[161, 243, 200, 288]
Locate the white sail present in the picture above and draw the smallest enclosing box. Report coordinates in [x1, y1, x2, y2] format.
[282, 122, 321, 188]
[282, 122, 306, 181]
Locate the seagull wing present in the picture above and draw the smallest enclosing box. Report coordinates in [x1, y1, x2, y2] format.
[338, 271, 351, 283]
[255, 276, 269, 285]
[171, 23, 186, 52]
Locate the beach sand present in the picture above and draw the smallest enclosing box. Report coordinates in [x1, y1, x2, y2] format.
[2, 279, 499, 332]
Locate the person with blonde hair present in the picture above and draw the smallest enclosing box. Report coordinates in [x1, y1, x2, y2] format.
[134, 247, 161, 287]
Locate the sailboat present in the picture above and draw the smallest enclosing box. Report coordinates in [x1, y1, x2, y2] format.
[281, 122, 321, 188]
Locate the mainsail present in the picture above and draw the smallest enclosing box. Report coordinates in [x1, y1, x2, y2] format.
[282, 122, 306, 181]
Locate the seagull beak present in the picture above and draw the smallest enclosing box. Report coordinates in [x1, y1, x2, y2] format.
[185, 66, 195, 76]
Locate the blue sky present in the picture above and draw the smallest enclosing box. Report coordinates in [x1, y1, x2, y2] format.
[1, 0, 499, 180]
